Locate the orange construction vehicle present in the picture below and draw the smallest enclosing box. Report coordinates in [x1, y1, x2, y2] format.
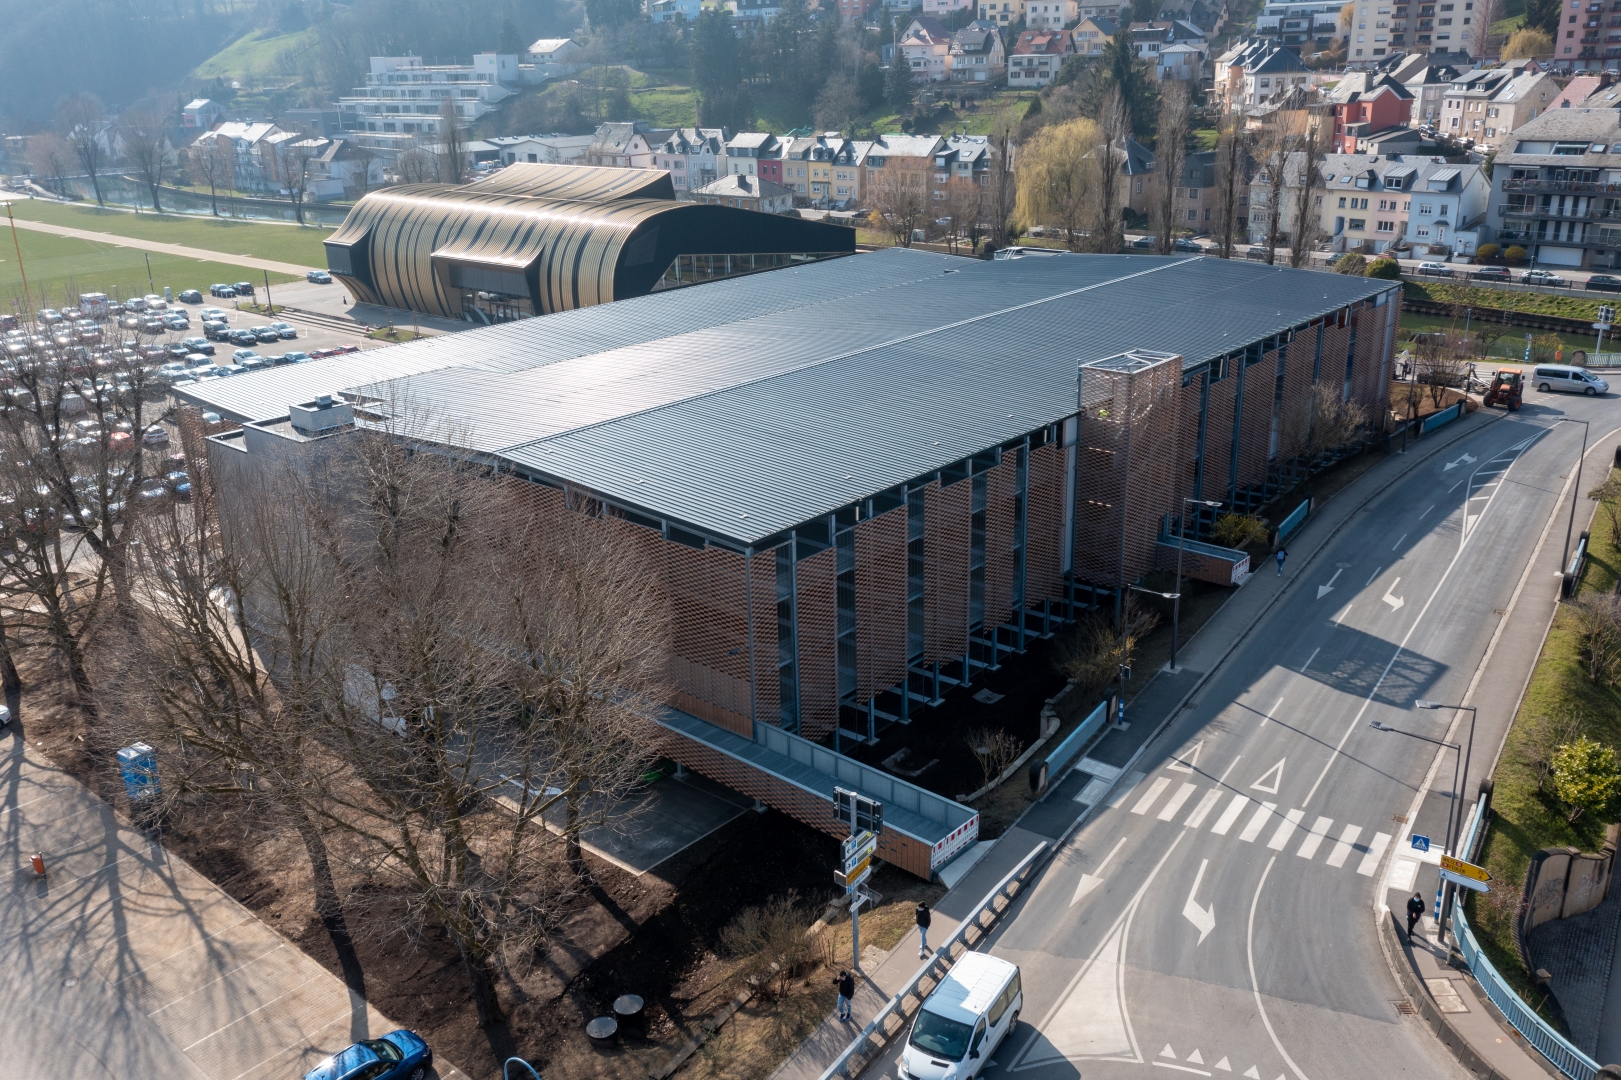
[1482, 368, 1524, 410]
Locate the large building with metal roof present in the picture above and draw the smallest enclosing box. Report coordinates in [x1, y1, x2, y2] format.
[179, 249, 1398, 878]
[323, 161, 855, 324]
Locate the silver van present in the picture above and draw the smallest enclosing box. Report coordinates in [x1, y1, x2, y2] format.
[1533, 365, 1609, 395]
[900, 952, 1022, 1080]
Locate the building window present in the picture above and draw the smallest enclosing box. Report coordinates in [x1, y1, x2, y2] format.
[1349, 218, 1366, 230]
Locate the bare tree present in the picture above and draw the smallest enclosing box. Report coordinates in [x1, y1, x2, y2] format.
[869, 155, 932, 246]
[1278, 380, 1368, 462]
[1213, 112, 1249, 259]
[1289, 107, 1327, 268]
[1154, 81, 1191, 255]
[123, 112, 171, 213]
[187, 139, 227, 216]
[939, 178, 982, 254]
[396, 143, 438, 185]
[1472, 0, 1497, 59]
[56, 94, 110, 207]
[280, 142, 321, 225]
[988, 126, 1017, 250]
[438, 97, 467, 184]
[1058, 595, 1159, 700]
[1253, 113, 1295, 266]
[966, 727, 1025, 790]
[344, 142, 380, 200]
[1092, 87, 1128, 255]
[27, 132, 74, 198]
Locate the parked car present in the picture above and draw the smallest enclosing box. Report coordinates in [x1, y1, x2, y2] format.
[1417, 261, 1453, 277]
[127, 297, 149, 312]
[1472, 266, 1511, 281]
[232, 281, 255, 296]
[1520, 269, 1566, 286]
[231, 348, 262, 364]
[1130, 235, 1155, 250]
[135, 477, 170, 505]
[237, 356, 270, 371]
[302, 1030, 432, 1080]
[277, 351, 311, 364]
[1586, 274, 1621, 293]
[164, 342, 192, 361]
[36, 308, 64, 325]
[164, 470, 192, 500]
[1173, 238, 1203, 253]
[199, 306, 227, 321]
[271, 321, 297, 339]
[209, 284, 237, 298]
[180, 336, 215, 355]
[204, 322, 233, 341]
[306, 270, 333, 284]
[162, 314, 190, 331]
[251, 326, 281, 344]
[140, 317, 166, 334]
[229, 329, 260, 347]
[143, 294, 167, 311]
[177, 289, 203, 304]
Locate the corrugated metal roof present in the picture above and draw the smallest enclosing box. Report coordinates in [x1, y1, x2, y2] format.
[183, 251, 1393, 545]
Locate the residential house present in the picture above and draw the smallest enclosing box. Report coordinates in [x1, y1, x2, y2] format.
[1318, 152, 1486, 254]
[1394, 55, 1461, 128]
[486, 133, 595, 166]
[1326, 73, 1413, 152]
[649, 0, 701, 20]
[1546, 74, 1608, 111]
[723, 131, 779, 176]
[977, 0, 1026, 27]
[1024, 0, 1077, 28]
[1128, 19, 1206, 63]
[588, 121, 670, 167]
[655, 127, 728, 193]
[863, 133, 943, 208]
[932, 134, 993, 207]
[692, 174, 795, 213]
[1118, 137, 1158, 217]
[1214, 38, 1308, 112]
[1254, 0, 1340, 51]
[1156, 43, 1205, 79]
[1171, 149, 1219, 227]
[1011, 29, 1076, 87]
[900, 16, 955, 81]
[282, 107, 341, 137]
[1073, 15, 1118, 54]
[526, 38, 584, 77]
[923, 0, 975, 18]
[1487, 108, 1621, 270]
[182, 99, 225, 130]
[950, 21, 1007, 81]
[835, 0, 879, 22]
[1158, 0, 1228, 35]
[301, 138, 386, 199]
[1245, 149, 1313, 246]
[727, 0, 784, 22]
[779, 133, 869, 206]
[1077, 0, 1128, 19]
[1350, 126, 1425, 154]
[1441, 66, 1556, 152]
[189, 121, 286, 193]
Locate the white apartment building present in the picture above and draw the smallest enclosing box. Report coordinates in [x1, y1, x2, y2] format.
[655, 127, 728, 193]
[339, 55, 519, 158]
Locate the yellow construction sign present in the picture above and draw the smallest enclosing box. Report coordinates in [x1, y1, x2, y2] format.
[1440, 854, 1491, 884]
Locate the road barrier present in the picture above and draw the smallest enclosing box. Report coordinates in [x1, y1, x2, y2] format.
[1276, 498, 1311, 544]
[1452, 802, 1602, 1080]
[1421, 402, 1463, 434]
[815, 841, 1048, 1080]
[1042, 700, 1109, 780]
[1562, 531, 1590, 599]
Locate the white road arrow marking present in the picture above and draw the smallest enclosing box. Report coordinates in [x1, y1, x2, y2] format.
[1183, 858, 1216, 945]
[1071, 835, 1128, 906]
[1442, 452, 1477, 471]
[1316, 568, 1342, 599]
[1382, 577, 1405, 610]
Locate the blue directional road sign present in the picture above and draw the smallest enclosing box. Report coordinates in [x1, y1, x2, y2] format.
[1410, 834, 1431, 853]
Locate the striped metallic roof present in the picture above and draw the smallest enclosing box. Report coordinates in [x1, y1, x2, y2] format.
[180, 250, 1394, 545]
[465, 161, 675, 201]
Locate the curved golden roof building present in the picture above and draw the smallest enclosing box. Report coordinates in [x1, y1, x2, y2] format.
[324, 165, 854, 324]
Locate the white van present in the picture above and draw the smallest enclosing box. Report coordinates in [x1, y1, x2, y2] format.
[1533, 365, 1609, 396]
[900, 952, 1022, 1080]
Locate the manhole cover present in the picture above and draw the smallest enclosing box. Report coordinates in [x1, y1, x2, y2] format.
[1393, 1000, 1416, 1016]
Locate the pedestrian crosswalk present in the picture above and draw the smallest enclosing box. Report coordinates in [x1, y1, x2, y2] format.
[1108, 768, 1392, 876]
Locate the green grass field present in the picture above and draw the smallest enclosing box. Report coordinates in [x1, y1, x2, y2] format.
[0, 227, 297, 313]
[5, 201, 331, 268]
[1466, 474, 1621, 1026]
[1404, 280, 1616, 322]
[192, 27, 319, 81]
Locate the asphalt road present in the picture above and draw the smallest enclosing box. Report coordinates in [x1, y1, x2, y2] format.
[881, 386, 1621, 1080]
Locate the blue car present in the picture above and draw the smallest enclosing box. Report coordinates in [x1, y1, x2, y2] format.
[303, 1030, 433, 1080]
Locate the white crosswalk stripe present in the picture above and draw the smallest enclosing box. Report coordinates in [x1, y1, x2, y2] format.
[1297, 816, 1334, 859]
[1325, 824, 1362, 868]
[1156, 782, 1198, 821]
[1266, 808, 1305, 850]
[1238, 802, 1277, 843]
[1210, 793, 1250, 835]
[1132, 777, 1173, 815]
[1357, 831, 1392, 876]
[1184, 788, 1224, 829]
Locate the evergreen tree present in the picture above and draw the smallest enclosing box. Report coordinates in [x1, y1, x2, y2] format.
[885, 56, 914, 109]
[1523, 0, 1561, 36]
[498, 17, 524, 54]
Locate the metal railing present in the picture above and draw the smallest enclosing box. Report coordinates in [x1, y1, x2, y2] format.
[1276, 497, 1310, 543]
[815, 841, 1049, 1080]
[1451, 803, 1602, 1080]
[1044, 700, 1109, 778]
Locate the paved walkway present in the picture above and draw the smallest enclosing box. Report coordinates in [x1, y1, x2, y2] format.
[0, 736, 465, 1080]
[4, 214, 319, 276]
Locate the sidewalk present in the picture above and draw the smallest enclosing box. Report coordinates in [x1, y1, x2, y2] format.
[3, 215, 319, 276]
[768, 406, 1544, 1080]
[0, 737, 467, 1080]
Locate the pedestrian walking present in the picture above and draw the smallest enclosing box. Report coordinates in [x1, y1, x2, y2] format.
[1406, 892, 1426, 939]
[916, 901, 932, 959]
[835, 969, 855, 1021]
[1275, 548, 1287, 577]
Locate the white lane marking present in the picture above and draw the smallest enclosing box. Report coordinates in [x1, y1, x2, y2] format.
[1108, 771, 1147, 808]
[1301, 428, 1551, 810]
[1302, 647, 1320, 672]
[1153, 1065, 1212, 1077]
[1266, 808, 1305, 850]
[1391, 533, 1407, 550]
[1182, 858, 1217, 945]
[1297, 816, 1334, 860]
[1157, 782, 1198, 821]
[1132, 777, 1173, 815]
[1238, 802, 1278, 843]
[1364, 566, 1383, 587]
[1210, 793, 1250, 836]
[1259, 696, 1284, 729]
[1185, 788, 1224, 829]
[1215, 755, 1243, 785]
[1357, 832, 1392, 876]
[1419, 504, 1434, 519]
[1071, 835, 1128, 906]
[1248, 856, 1313, 1080]
[1325, 824, 1362, 868]
[1333, 603, 1353, 626]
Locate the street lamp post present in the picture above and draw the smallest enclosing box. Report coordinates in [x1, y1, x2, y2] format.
[1554, 418, 1591, 573]
[1369, 718, 1462, 942]
[1169, 497, 1223, 672]
[1417, 699, 1478, 941]
[2, 201, 35, 320]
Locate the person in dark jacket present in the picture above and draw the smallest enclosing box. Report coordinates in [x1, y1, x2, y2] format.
[1406, 892, 1426, 938]
[835, 969, 855, 1020]
[916, 901, 933, 959]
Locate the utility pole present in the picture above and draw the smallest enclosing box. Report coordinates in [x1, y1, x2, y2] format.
[145, 252, 154, 295]
[263, 268, 273, 315]
[3, 202, 35, 318]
